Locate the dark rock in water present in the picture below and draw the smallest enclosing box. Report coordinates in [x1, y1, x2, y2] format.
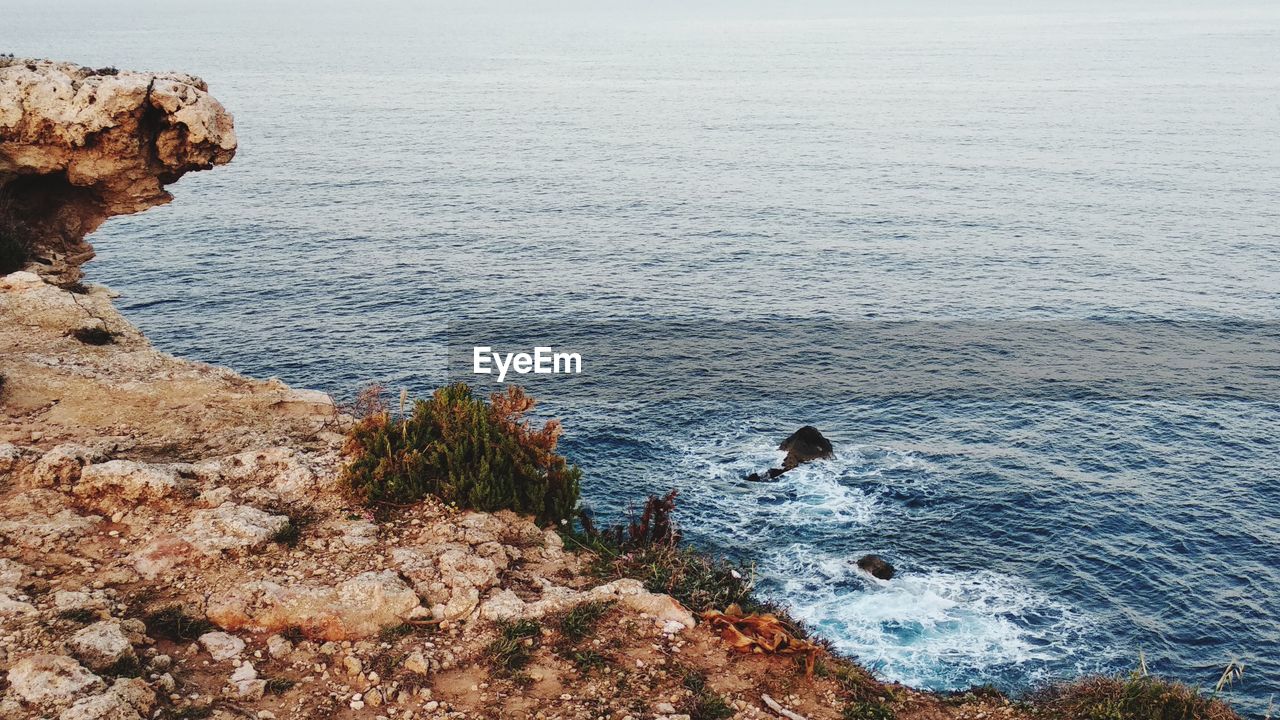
[779, 425, 833, 470]
[856, 554, 895, 580]
[745, 426, 833, 481]
[745, 467, 787, 483]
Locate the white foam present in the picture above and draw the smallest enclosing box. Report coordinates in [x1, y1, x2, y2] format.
[667, 424, 1086, 691]
[760, 544, 1085, 689]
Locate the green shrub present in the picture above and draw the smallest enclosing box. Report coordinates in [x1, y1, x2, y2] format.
[341, 383, 580, 524]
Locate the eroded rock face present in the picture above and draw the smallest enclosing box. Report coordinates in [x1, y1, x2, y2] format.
[0, 58, 236, 283]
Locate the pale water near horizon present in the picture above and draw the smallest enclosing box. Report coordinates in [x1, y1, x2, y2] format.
[3, 1, 1279, 713]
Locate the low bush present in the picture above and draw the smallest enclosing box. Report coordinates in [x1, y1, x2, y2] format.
[341, 383, 580, 524]
[571, 492, 758, 614]
[1029, 674, 1240, 720]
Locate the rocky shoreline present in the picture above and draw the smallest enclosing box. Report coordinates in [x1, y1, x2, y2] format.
[0, 59, 1238, 720]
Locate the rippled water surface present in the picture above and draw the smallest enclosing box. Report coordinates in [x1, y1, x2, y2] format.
[6, 0, 1280, 712]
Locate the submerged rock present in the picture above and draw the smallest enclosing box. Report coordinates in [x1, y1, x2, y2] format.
[856, 554, 896, 580]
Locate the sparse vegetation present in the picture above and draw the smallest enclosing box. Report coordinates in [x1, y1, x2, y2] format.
[563, 648, 611, 674]
[264, 678, 296, 695]
[680, 669, 735, 720]
[341, 383, 580, 524]
[71, 326, 115, 345]
[280, 625, 306, 644]
[559, 600, 614, 642]
[484, 619, 542, 676]
[570, 492, 757, 614]
[144, 605, 215, 642]
[1029, 673, 1241, 720]
[842, 700, 896, 720]
[551, 601, 616, 674]
[57, 608, 100, 623]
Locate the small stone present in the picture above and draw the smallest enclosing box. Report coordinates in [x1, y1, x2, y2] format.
[344, 655, 363, 675]
[199, 631, 245, 661]
[424, 701, 439, 712]
[230, 662, 257, 683]
[266, 634, 294, 658]
[68, 620, 136, 672]
[403, 652, 429, 675]
[237, 679, 267, 700]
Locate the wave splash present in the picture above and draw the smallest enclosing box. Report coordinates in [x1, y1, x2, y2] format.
[671, 425, 1089, 692]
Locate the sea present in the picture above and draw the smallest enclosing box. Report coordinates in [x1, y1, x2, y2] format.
[3, 0, 1278, 714]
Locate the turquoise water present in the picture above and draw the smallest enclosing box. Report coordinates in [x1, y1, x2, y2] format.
[4, 0, 1278, 712]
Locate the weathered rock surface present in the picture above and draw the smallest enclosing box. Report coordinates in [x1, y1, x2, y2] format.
[780, 425, 834, 469]
[481, 577, 696, 630]
[73, 459, 182, 513]
[0, 58, 236, 283]
[207, 570, 422, 640]
[58, 677, 154, 720]
[67, 619, 135, 672]
[186, 502, 290, 555]
[6, 653, 105, 705]
[198, 631, 245, 661]
[0, 271, 340, 457]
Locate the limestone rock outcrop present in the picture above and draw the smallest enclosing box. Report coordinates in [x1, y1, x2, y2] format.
[206, 570, 423, 640]
[0, 58, 236, 283]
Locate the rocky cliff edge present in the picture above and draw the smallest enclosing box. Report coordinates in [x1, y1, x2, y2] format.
[0, 57, 236, 284]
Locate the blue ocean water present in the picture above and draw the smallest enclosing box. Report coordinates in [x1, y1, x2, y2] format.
[4, 0, 1279, 712]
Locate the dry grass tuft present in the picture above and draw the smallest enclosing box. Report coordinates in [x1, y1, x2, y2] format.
[1029, 673, 1242, 720]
